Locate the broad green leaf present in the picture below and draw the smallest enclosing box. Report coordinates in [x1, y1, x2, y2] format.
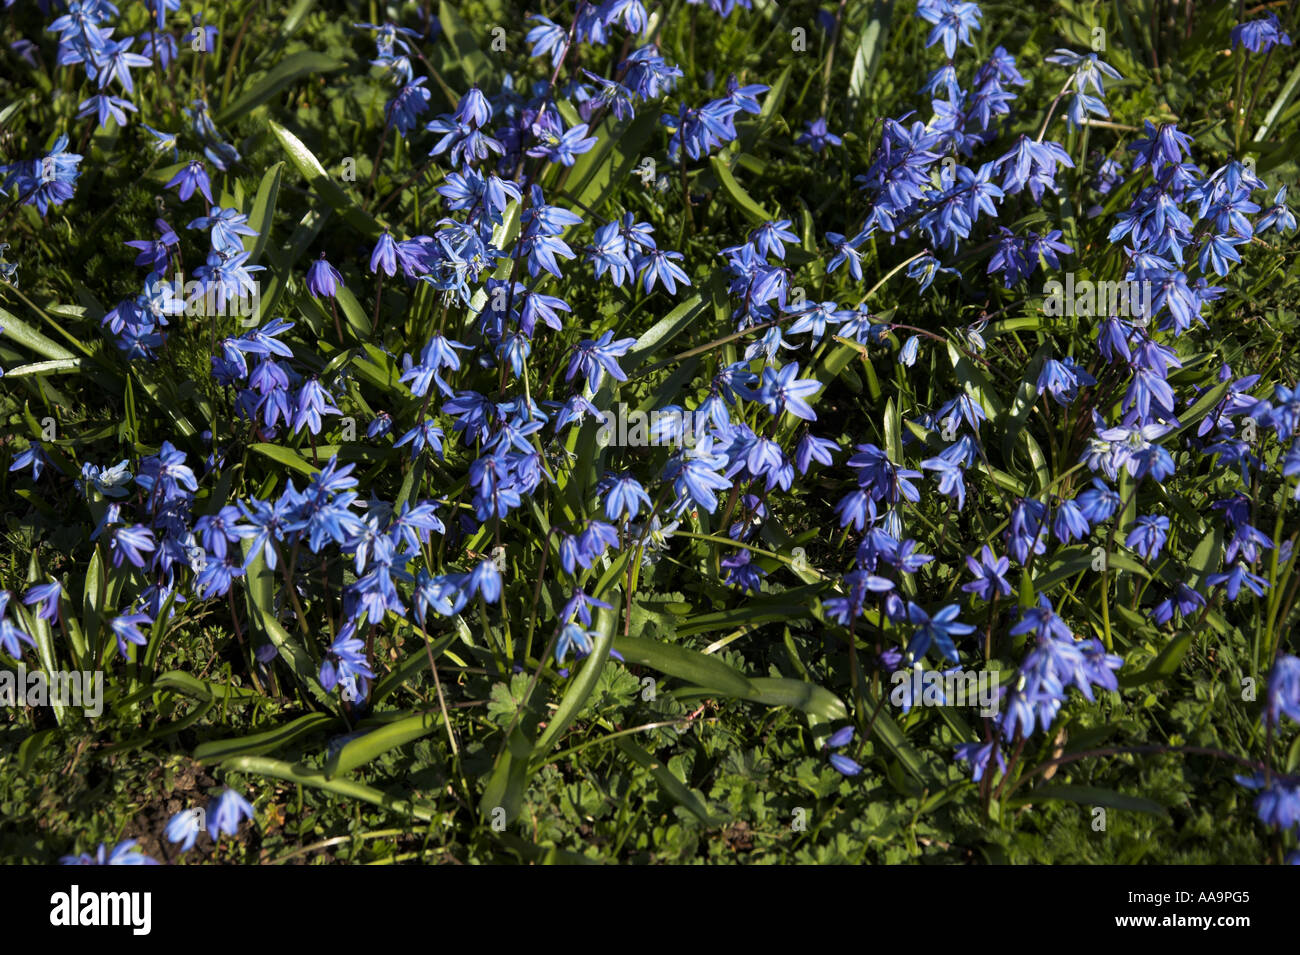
[848, 1, 894, 120]
[223, 756, 446, 822]
[532, 599, 618, 758]
[946, 341, 1006, 418]
[1008, 784, 1168, 817]
[242, 161, 283, 266]
[437, 1, 491, 87]
[622, 293, 705, 372]
[242, 546, 330, 707]
[710, 154, 772, 224]
[193, 713, 337, 762]
[153, 671, 261, 702]
[1120, 631, 1192, 687]
[324, 710, 444, 778]
[250, 442, 320, 475]
[269, 120, 384, 238]
[1186, 524, 1224, 593]
[1255, 59, 1300, 142]
[676, 593, 817, 636]
[334, 284, 372, 339]
[0, 306, 77, 361]
[613, 634, 755, 697]
[371, 628, 460, 705]
[2, 358, 81, 377]
[569, 109, 661, 214]
[614, 738, 725, 825]
[280, 0, 316, 35]
[217, 52, 344, 124]
[479, 722, 533, 827]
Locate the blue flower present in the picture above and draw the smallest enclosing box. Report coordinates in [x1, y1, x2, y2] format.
[796, 117, 842, 153]
[370, 231, 398, 276]
[1231, 14, 1292, 54]
[565, 330, 637, 391]
[824, 726, 862, 776]
[600, 473, 652, 521]
[207, 788, 256, 838]
[555, 621, 600, 664]
[0, 134, 83, 216]
[750, 362, 822, 422]
[306, 254, 344, 298]
[526, 15, 569, 67]
[109, 525, 157, 570]
[636, 249, 691, 294]
[109, 612, 153, 658]
[61, 840, 159, 866]
[164, 160, 213, 203]
[962, 546, 1012, 601]
[1265, 655, 1300, 729]
[721, 550, 766, 593]
[0, 591, 35, 658]
[22, 580, 61, 622]
[8, 440, 50, 480]
[320, 633, 375, 697]
[165, 808, 206, 852]
[916, 0, 982, 58]
[954, 740, 1006, 782]
[1235, 772, 1300, 831]
[188, 206, 257, 254]
[906, 602, 976, 662]
[1125, 514, 1170, 561]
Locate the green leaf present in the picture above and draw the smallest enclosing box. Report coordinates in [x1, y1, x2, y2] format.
[437, 1, 491, 88]
[739, 63, 790, 153]
[242, 161, 283, 266]
[1186, 524, 1224, 593]
[1008, 784, 1168, 817]
[1255, 59, 1300, 142]
[333, 283, 372, 339]
[736, 677, 847, 725]
[613, 634, 755, 697]
[613, 738, 725, 826]
[622, 293, 705, 373]
[532, 600, 618, 759]
[269, 120, 384, 238]
[324, 710, 444, 778]
[280, 0, 316, 36]
[479, 722, 533, 827]
[250, 442, 320, 476]
[242, 546, 330, 707]
[371, 628, 460, 705]
[216, 52, 344, 124]
[1, 358, 81, 377]
[153, 671, 261, 703]
[568, 109, 661, 214]
[676, 593, 817, 636]
[883, 396, 902, 463]
[0, 306, 78, 361]
[18, 728, 57, 772]
[222, 756, 446, 823]
[1169, 380, 1230, 440]
[1120, 631, 1192, 687]
[946, 340, 1006, 419]
[709, 154, 772, 224]
[848, 1, 894, 120]
[193, 713, 337, 762]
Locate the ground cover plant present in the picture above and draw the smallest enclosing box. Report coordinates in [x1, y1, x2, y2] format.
[1, 0, 1300, 865]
